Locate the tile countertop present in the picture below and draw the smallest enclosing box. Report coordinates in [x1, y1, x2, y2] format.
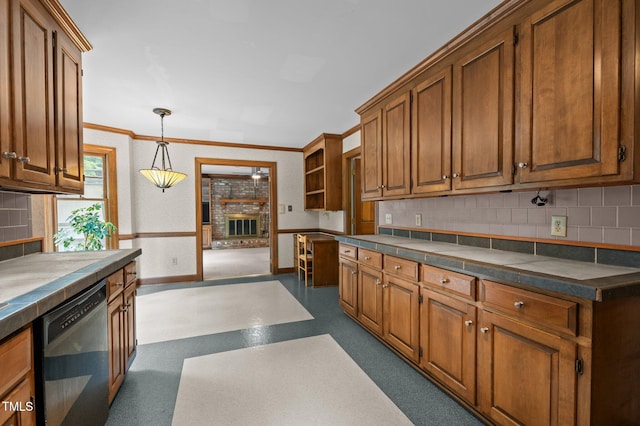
[335, 235, 640, 302]
[0, 249, 142, 341]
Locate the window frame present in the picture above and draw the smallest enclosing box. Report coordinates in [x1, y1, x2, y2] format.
[54, 144, 119, 250]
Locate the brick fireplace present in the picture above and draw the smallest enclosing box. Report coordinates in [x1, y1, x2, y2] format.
[208, 175, 269, 249]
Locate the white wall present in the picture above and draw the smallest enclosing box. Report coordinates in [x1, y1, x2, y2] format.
[87, 127, 326, 279]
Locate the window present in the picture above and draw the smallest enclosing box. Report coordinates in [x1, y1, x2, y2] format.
[55, 145, 118, 251]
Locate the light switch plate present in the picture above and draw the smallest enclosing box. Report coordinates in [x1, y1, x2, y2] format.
[551, 215, 567, 237]
[278, 204, 285, 214]
[385, 213, 393, 224]
[415, 213, 422, 227]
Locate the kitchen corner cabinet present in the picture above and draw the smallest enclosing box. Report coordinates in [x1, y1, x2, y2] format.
[0, 0, 89, 194]
[107, 261, 137, 404]
[0, 326, 35, 426]
[517, 0, 627, 185]
[361, 93, 411, 200]
[451, 27, 515, 191]
[303, 133, 343, 211]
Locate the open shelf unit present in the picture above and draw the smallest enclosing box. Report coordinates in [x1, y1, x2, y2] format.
[303, 133, 343, 211]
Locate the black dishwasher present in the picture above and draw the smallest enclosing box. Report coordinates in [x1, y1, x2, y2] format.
[34, 280, 109, 426]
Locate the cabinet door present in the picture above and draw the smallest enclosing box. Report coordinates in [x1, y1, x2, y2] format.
[0, 0, 10, 179]
[107, 297, 125, 404]
[383, 275, 420, 362]
[123, 284, 136, 368]
[10, 0, 56, 187]
[0, 378, 35, 426]
[477, 310, 577, 426]
[55, 29, 84, 192]
[412, 66, 452, 194]
[452, 28, 515, 190]
[382, 92, 411, 197]
[361, 109, 383, 200]
[420, 288, 476, 404]
[517, 0, 623, 184]
[358, 265, 383, 336]
[338, 258, 358, 317]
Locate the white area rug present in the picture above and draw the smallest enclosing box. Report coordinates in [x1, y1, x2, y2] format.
[172, 334, 413, 426]
[136, 281, 313, 344]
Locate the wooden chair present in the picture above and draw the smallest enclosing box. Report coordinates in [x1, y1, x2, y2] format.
[297, 234, 313, 286]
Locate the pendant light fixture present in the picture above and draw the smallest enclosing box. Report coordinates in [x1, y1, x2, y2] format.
[139, 108, 187, 192]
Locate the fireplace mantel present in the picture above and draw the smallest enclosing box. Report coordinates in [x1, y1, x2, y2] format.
[219, 198, 267, 207]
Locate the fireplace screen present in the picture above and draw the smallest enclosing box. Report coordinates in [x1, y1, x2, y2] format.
[225, 214, 260, 238]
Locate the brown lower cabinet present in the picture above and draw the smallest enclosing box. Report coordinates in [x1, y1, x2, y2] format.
[338, 243, 640, 425]
[107, 261, 137, 404]
[0, 326, 35, 425]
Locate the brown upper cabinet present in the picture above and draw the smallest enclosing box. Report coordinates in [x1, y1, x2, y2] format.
[356, 0, 638, 201]
[411, 65, 452, 194]
[303, 133, 343, 211]
[0, 0, 90, 194]
[361, 92, 411, 200]
[452, 27, 515, 191]
[517, 0, 626, 185]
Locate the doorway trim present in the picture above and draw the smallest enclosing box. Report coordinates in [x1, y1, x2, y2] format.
[195, 158, 278, 281]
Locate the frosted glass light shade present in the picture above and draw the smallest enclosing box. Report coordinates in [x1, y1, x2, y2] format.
[139, 168, 187, 191]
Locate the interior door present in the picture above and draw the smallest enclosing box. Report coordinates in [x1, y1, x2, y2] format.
[353, 158, 375, 235]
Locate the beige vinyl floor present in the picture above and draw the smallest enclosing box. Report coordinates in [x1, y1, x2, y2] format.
[203, 246, 270, 280]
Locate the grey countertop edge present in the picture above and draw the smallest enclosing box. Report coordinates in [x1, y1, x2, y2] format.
[335, 236, 640, 302]
[0, 248, 142, 341]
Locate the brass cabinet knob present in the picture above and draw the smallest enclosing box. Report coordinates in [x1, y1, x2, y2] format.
[17, 156, 30, 163]
[442, 175, 449, 180]
[2, 152, 17, 159]
[394, 265, 401, 270]
[518, 162, 528, 169]
[452, 173, 460, 178]
[480, 327, 489, 334]
[464, 320, 473, 327]
[440, 278, 449, 284]
[514, 301, 524, 308]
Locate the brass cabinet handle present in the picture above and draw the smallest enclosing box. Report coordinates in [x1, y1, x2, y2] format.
[364, 256, 371, 260]
[464, 320, 473, 327]
[382, 284, 388, 288]
[351, 270, 357, 275]
[480, 327, 489, 334]
[514, 301, 524, 308]
[2, 152, 17, 159]
[375, 279, 381, 286]
[394, 265, 401, 270]
[56, 167, 69, 173]
[440, 278, 449, 284]
[116, 282, 125, 287]
[17, 156, 30, 163]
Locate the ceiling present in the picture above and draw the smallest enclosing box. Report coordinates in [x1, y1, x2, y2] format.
[59, 0, 503, 149]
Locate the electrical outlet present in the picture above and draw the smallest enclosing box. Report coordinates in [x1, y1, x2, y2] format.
[415, 213, 422, 227]
[551, 216, 567, 237]
[385, 213, 392, 224]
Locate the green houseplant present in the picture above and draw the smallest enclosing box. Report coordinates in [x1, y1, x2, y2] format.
[54, 203, 116, 251]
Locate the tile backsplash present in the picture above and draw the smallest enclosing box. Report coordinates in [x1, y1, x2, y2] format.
[0, 191, 32, 243]
[378, 185, 640, 247]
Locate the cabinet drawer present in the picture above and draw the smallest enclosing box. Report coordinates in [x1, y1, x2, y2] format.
[0, 327, 32, 398]
[107, 269, 125, 302]
[339, 244, 357, 260]
[358, 248, 382, 269]
[384, 255, 418, 281]
[421, 265, 476, 301]
[124, 262, 137, 288]
[481, 280, 577, 336]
